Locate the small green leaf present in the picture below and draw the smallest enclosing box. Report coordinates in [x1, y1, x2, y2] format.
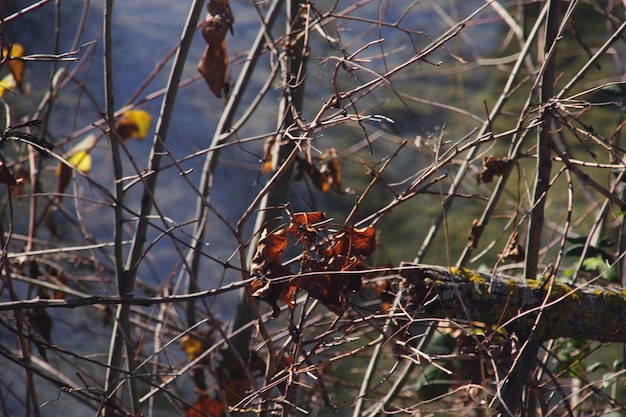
[613, 359, 623, 372]
[587, 361, 607, 373]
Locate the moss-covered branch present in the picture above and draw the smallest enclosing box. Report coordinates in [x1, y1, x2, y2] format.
[400, 263, 626, 343]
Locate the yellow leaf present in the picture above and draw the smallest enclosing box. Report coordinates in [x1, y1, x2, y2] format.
[181, 335, 205, 360]
[4, 43, 25, 87]
[67, 151, 91, 173]
[0, 73, 16, 97]
[116, 109, 152, 140]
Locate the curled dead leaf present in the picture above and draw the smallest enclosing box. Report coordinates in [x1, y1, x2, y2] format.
[260, 135, 277, 175]
[198, 10, 231, 98]
[11, 165, 29, 198]
[467, 219, 485, 250]
[479, 155, 512, 184]
[286, 211, 329, 237]
[295, 148, 344, 194]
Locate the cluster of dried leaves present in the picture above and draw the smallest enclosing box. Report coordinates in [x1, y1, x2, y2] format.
[249, 210, 376, 317]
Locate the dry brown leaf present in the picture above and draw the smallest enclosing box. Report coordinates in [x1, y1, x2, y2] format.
[261, 135, 276, 175]
[197, 10, 231, 98]
[11, 165, 29, 198]
[479, 155, 512, 184]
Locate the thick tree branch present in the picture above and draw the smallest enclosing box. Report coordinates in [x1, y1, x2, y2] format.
[400, 263, 626, 343]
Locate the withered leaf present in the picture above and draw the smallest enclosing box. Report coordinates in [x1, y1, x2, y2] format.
[249, 229, 288, 277]
[249, 229, 293, 317]
[249, 209, 378, 317]
[299, 272, 346, 314]
[11, 165, 29, 198]
[499, 230, 525, 262]
[331, 226, 376, 258]
[250, 277, 297, 318]
[295, 149, 344, 194]
[479, 156, 512, 184]
[207, 0, 234, 28]
[197, 11, 231, 98]
[261, 135, 277, 175]
[287, 211, 328, 237]
[467, 219, 485, 249]
[326, 148, 343, 193]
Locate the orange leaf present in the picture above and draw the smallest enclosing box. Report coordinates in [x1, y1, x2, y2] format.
[249, 229, 288, 277]
[250, 278, 297, 318]
[326, 148, 342, 193]
[260, 135, 276, 175]
[187, 396, 223, 417]
[344, 226, 376, 258]
[286, 211, 328, 236]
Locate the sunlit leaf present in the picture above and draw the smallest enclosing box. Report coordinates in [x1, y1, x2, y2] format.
[3, 43, 25, 87]
[286, 211, 328, 236]
[116, 109, 152, 140]
[55, 150, 91, 197]
[336, 226, 376, 258]
[249, 229, 288, 277]
[0, 73, 17, 97]
[67, 151, 92, 173]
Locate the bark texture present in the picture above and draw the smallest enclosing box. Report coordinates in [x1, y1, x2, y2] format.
[400, 263, 626, 343]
